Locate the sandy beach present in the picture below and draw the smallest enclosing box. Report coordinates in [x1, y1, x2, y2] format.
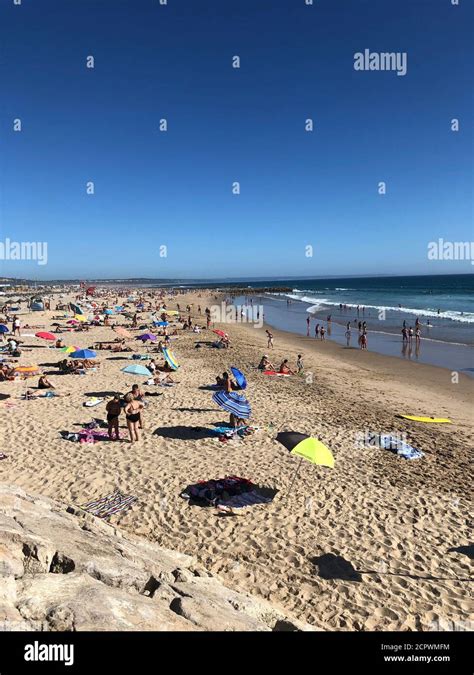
[0, 289, 472, 632]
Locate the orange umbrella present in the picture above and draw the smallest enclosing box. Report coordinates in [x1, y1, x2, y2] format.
[14, 365, 40, 378]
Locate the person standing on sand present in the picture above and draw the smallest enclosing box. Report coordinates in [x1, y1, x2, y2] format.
[345, 327, 351, 346]
[124, 393, 144, 443]
[106, 394, 122, 440]
[296, 354, 304, 374]
[320, 326, 326, 340]
[306, 316, 310, 336]
[130, 384, 145, 429]
[13, 315, 21, 337]
[266, 330, 274, 349]
[315, 323, 320, 338]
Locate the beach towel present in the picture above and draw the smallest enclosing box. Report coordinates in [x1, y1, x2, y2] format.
[80, 489, 138, 518]
[180, 476, 277, 509]
[209, 426, 245, 439]
[84, 397, 104, 407]
[60, 431, 81, 442]
[78, 428, 127, 441]
[380, 435, 424, 460]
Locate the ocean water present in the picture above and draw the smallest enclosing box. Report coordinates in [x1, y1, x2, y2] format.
[224, 274, 474, 373]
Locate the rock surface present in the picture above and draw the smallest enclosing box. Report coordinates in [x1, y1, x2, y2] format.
[0, 484, 311, 632]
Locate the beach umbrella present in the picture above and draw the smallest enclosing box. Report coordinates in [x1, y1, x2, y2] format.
[70, 303, 83, 315]
[137, 333, 156, 342]
[121, 364, 151, 376]
[212, 390, 251, 419]
[213, 329, 227, 338]
[114, 327, 132, 339]
[154, 321, 169, 327]
[162, 347, 179, 370]
[74, 314, 87, 322]
[35, 331, 56, 341]
[0, 324, 9, 333]
[231, 367, 247, 390]
[276, 432, 334, 494]
[69, 349, 97, 359]
[104, 309, 114, 315]
[61, 345, 80, 354]
[14, 365, 40, 377]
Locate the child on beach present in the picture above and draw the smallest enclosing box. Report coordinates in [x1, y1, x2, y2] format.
[296, 354, 304, 374]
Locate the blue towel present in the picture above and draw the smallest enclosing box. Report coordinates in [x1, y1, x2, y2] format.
[380, 435, 423, 460]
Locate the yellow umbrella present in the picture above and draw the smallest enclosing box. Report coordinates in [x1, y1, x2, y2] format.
[290, 437, 334, 468]
[276, 432, 335, 495]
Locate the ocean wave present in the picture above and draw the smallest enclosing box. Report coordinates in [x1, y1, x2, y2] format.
[306, 303, 327, 314]
[291, 289, 324, 294]
[314, 300, 474, 324]
[270, 291, 474, 323]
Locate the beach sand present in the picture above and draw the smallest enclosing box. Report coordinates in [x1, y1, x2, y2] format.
[1, 290, 472, 631]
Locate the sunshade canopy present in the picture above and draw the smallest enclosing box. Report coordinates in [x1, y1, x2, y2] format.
[212, 390, 251, 418]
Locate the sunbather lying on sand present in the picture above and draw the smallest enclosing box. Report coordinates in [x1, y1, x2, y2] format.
[152, 372, 175, 385]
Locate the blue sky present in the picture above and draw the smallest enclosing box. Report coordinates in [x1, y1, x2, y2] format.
[1, 0, 472, 280]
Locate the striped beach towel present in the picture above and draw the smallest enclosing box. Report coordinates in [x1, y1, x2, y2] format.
[80, 489, 137, 518]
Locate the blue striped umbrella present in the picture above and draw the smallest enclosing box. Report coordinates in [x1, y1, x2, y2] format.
[212, 391, 251, 418]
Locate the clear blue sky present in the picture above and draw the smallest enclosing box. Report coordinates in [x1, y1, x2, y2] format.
[1, 0, 472, 280]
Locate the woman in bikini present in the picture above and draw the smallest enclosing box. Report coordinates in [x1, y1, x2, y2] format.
[124, 392, 144, 443]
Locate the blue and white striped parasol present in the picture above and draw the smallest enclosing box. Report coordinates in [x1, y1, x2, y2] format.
[212, 390, 251, 418]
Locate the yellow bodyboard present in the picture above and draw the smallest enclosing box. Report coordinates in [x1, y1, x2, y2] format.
[400, 415, 452, 424]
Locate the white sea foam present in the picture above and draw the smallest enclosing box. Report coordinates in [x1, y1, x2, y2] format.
[272, 292, 474, 324]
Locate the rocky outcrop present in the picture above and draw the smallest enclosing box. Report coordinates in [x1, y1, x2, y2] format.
[0, 484, 311, 632]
